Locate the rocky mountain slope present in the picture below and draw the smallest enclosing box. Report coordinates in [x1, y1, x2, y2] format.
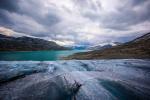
[88, 42, 122, 50]
[65, 33, 150, 59]
[0, 34, 68, 51]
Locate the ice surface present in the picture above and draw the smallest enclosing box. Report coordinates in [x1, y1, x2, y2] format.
[0, 59, 150, 100]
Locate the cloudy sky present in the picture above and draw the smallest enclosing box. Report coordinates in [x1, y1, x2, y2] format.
[0, 0, 150, 46]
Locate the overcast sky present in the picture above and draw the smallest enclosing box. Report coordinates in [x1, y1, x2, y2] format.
[0, 0, 150, 46]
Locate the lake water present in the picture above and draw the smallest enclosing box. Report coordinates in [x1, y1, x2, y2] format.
[0, 50, 87, 61]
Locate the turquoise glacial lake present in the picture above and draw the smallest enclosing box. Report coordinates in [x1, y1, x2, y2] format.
[0, 50, 87, 61]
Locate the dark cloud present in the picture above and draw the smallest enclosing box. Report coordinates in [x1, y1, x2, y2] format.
[18, 0, 61, 26]
[0, 0, 19, 27]
[116, 0, 150, 22]
[131, 0, 148, 6]
[0, 10, 14, 27]
[34, 11, 61, 26]
[82, 0, 150, 31]
[0, 0, 19, 12]
[0, 0, 61, 36]
[111, 1, 150, 29]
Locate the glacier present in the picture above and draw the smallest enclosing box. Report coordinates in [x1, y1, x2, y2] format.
[0, 59, 150, 100]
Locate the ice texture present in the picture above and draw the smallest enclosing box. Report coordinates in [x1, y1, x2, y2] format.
[0, 59, 150, 100]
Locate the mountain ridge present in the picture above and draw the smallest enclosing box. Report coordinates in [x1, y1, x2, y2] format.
[88, 42, 122, 50]
[0, 34, 68, 51]
[64, 32, 150, 59]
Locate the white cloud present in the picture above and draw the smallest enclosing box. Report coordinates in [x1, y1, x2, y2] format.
[0, 26, 35, 37]
[0, 0, 150, 46]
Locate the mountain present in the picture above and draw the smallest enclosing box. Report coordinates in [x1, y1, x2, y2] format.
[64, 33, 150, 59]
[71, 45, 88, 50]
[0, 34, 68, 51]
[88, 42, 122, 50]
